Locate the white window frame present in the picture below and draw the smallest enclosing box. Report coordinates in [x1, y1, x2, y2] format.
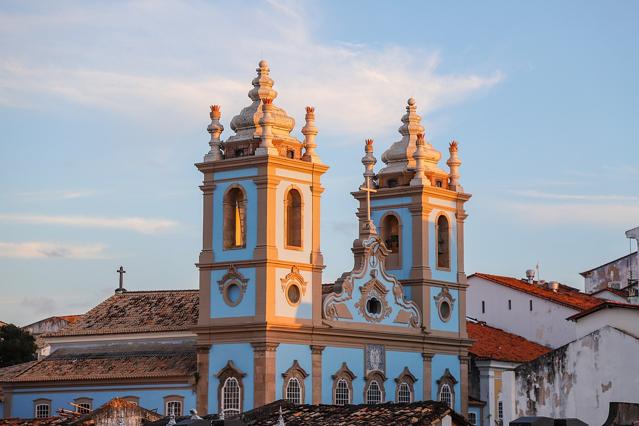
[221, 377, 241, 417]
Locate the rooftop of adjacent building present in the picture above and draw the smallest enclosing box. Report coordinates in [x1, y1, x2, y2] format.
[579, 250, 638, 277]
[467, 319, 551, 363]
[567, 300, 639, 321]
[44, 289, 198, 337]
[470, 272, 604, 311]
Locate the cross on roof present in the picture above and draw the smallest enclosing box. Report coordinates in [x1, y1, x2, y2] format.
[115, 266, 127, 294]
[359, 174, 377, 231]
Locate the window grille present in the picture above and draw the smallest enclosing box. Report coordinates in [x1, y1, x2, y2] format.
[166, 401, 182, 417]
[334, 378, 350, 405]
[498, 400, 504, 419]
[468, 412, 477, 425]
[222, 377, 241, 417]
[77, 403, 91, 414]
[285, 378, 302, 404]
[397, 382, 412, 403]
[439, 383, 452, 407]
[366, 380, 382, 404]
[35, 404, 50, 418]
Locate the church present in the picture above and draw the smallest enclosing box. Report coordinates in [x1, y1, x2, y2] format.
[0, 60, 472, 419]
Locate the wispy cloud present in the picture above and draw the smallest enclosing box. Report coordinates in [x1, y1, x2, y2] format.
[17, 189, 96, 200]
[0, 214, 178, 234]
[505, 203, 639, 227]
[0, 241, 106, 259]
[509, 189, 639, 202]
[0, 1, 503, 139]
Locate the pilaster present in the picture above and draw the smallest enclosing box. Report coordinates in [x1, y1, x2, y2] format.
[310, 345, 325, 404]
[196, 345, 210, 414]
[459, 354, 470, 415]
[252, 342, 279, 407]
[422, 352, 434, 400]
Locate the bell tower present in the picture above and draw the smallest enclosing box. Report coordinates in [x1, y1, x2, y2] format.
[353, 98, 472, 413]
[194, 61, 328, 414]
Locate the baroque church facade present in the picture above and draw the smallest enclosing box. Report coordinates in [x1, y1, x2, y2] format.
[0, 60, 472, 419]
[194, 60, 472, 416]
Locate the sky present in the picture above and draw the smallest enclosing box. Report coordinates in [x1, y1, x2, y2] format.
[1, 1, 638, 325]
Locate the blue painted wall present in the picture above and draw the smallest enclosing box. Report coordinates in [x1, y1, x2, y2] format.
[321, 347, 364, 404]
[275, 344, 312, 404]
[208, 343, 254, 413]
[386, 350, 424, 402]
[212, 169, 258, 263]
[371, 207, 412, 280]
[431, 354, 461, 413]
[430, 288, 459, 332]
[9, 384, 194, 418]
[468, 406, 481, 425]
[0, 401, 4, 418]
[210, 267, 256, 318]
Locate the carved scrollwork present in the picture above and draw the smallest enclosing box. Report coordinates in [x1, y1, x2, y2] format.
[217, 264, 249, 307]
[434, 286, 456, 322]
[280, 265, 307, 306]
[355, 278, 391, 323]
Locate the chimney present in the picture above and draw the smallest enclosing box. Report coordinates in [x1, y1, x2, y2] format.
[550, 281, 559, 292]
[525, 269, 535, 284]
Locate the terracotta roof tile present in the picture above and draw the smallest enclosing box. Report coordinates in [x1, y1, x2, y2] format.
[467, 320, 551, 363]
[471, 273, 603, 311]
[2, 344, 196, 383]
[46, 290, 198, 337]
[239, 400, 471, 426]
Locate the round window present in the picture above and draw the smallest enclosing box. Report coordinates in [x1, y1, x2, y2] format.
[287, 284, 301, 305]
[225, 283, 242, 306]
[439, 300, 451, 321]
[366, 297, 382, 316]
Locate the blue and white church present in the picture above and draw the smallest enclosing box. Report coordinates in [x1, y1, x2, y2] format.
[0, 60, 472, 419]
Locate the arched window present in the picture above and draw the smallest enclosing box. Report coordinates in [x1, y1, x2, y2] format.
[332, 362, 356, 406]
[394, 367, 417, 403]
[281, 360, 308, 404]
[73, 397, 93, 414]
[222, 377, 240, 417]
[436, 368, 457, 409]
[285, 188, 303, 248]
[34, 399, 51, 418]
[381, 213, 400, 269]
[335, 379, 350, 406]
[437, 214, 450, 269]
[366, 380, 382, 404]
[439, 384, 452, 407]
[223, 187, 246, 249]
[285, 378, 302, 404]
[216, 360, 246, 417]
[397, 383, 411, 403]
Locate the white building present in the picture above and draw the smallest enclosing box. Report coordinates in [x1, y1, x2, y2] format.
[467, 273, 601, 348]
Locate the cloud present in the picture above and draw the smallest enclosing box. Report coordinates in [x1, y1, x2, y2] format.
[505, 202, 639, 227]
[0, 214, 178, 234]
[0, 241, 106, 259]
[0, 1, 503, 139]
[509, 189, 639, 202]
[17, 189, 96, 200]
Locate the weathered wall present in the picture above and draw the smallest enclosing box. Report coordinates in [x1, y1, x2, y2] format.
[583, 252, 637, 293]
[514, 326, 639, 425]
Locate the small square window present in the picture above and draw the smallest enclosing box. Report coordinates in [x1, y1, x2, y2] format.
[481, 301, 485, 314]
[508, 300, 512, 310]
[529, 300, 533, 311]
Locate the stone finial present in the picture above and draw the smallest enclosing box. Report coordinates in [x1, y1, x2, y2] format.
[410, 133, 431, 187]
[204, 105, 224, 161]
[249, 60, 277, 102]
[362, 138, 377, 186]
[255, 98, 278, 156]
[447, 140, 462, 191]
[301, 106, 321, 163]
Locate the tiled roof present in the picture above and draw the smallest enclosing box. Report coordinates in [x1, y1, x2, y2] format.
[470, 273, 603, 311]
[1, 344, 196, 383]
[567, 300, 639, 321]
[46, 290, 198, 337]
[240, 400, 471, 426]
[0, 361, 38, 381]
[57, 315, 83, 324]
[467, 320, 551, 363]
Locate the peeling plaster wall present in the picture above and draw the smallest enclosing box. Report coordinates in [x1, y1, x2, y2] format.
[583, 252, 637, 293]
[514, 326, 639, 425]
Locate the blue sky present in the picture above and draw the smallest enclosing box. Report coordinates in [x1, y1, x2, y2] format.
[1, 1, 638, 325]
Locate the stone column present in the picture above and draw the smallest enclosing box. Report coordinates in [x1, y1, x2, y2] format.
[422, 352, 434, 400]
[310, 345, 325, 404]
[196, 345, 210, 414]
[310, 175, 325, 327]
[252, 342, 279, 407]
[411, 204, 432, 330]
[478, 363, 495, 426]
[459, 354, 470, 416]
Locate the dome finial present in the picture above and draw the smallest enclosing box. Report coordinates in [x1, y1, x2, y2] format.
[204, 105, 224, 161]
[447, 140, 462, 191]
[302, 106, 321, 163]
[410, 133, 431, 187]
